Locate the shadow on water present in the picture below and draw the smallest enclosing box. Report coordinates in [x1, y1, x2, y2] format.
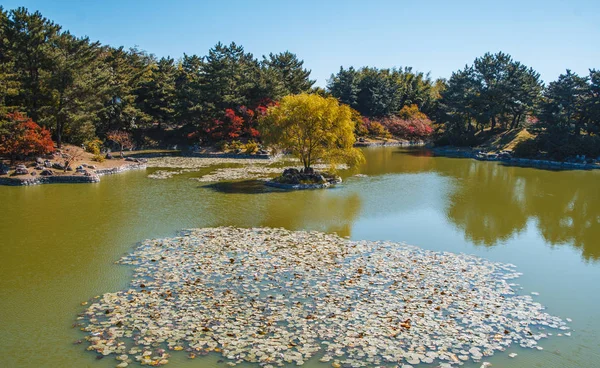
[200, 180, 275, 194]
[391, 146, 434, 157]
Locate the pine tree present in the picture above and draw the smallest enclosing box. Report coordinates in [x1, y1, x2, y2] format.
[262, 51, 315, 95]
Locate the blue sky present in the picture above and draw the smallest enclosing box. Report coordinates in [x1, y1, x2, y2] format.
[3, 0, 599, 86]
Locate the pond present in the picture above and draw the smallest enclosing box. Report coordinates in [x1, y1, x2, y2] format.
[1, 146, 599, 368]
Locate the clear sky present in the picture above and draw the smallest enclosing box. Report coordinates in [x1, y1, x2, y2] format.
[3, 0, 599, 86]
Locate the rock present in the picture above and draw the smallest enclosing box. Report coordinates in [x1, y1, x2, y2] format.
[44, 160, 52, 168]
[87, 165, 97, 170]
[106, 152, 113, 159]
[0, 164, 9, 175]
[13, 165, 29, 175]
[34, 164, 44, 170]
[40, 169, 54, 176]
[30, 171, 37, 176]
[52, 162, 65, 170]
[36, 157, 44, 164]
[66, 166, 74, 171]
[125, 157, 135, 162]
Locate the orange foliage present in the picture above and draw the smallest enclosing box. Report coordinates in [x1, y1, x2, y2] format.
[0, 112, 54, 163]
[106, 130, 133, 153]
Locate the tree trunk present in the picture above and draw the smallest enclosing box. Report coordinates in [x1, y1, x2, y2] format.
[56, 120, 62, 148]
[510, 114, 518, 130]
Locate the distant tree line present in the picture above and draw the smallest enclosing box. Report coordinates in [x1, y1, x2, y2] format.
[1, 6, 598, 160]
[0, 7, 315, 149]
[328, 52, 599, 158]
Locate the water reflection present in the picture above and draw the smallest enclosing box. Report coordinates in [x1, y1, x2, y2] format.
[362, 148, 600, 261]
[260, 191, 362, 237]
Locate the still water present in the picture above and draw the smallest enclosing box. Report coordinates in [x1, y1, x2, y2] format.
[1, 147, 599, 367]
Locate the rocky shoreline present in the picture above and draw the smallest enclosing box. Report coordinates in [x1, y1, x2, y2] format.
[77, 227, 571, 368]
[0, 163, 147, 186]
[433, 147, 600, 170]
[265, 168, 343, 190]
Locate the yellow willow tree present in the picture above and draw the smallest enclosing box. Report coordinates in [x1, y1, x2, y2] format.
[259, 93, 364, 170]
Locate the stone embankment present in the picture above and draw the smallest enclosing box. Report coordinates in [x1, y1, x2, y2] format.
[354, 140, 425, 147]
[433, 147, 600, 170]
[188, 152, 272, 160]
[0, 162, 147, 186]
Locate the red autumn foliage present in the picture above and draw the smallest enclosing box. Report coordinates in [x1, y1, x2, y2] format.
[0, 112, 54, 163]
[380, 116, 433, 140]
[378, 106, 433, 140]
[106, 130, 134, 154]
[203, 101, 278, 141]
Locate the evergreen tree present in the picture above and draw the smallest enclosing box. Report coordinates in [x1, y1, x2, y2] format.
[174, 54, 205, 127]
[43, 32, 109, 146]
[136, 56, 177, 129]
[96, 47, 151, 134]
[4, 7, 60, 122]
[540, 70, 589, 134]
[262, 51, 315, 95]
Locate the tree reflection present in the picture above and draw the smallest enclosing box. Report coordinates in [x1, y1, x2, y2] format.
[523, 174, 600, 261]
[442, 163, 528, 246]
[438, 158, 600, 261]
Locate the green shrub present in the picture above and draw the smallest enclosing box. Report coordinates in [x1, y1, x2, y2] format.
[354, 121, 369, 137]
[85, 139, 103, 155]
[243, 141, 259, 154]
[142, 136, 159, 148]
[215, 140, 229, 152]
[368, 121, 391, 138]
[229, 140, 243, 151]
[513, 138, 539, 158]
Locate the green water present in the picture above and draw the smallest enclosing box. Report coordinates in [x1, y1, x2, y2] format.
[1, 147, 599, 368]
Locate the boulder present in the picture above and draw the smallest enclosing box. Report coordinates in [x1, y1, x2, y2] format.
[44, 160, 52, 168]
[283, 168, 300, 177]
[302, 167, 315, 174]
[52, 162, 65, 170]
[36, 157, 44, 165]
[30, 171, 37, 176]
[0, 164, 9, 175]
[34, 164, 44, 170]
[105, 152, 113, 159]
[40, 169, 53, 176]
[14, 166, 29, 175]
[125, 157, 136, 162]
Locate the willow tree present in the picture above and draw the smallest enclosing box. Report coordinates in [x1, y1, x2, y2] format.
[259, 93, 364, 170]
